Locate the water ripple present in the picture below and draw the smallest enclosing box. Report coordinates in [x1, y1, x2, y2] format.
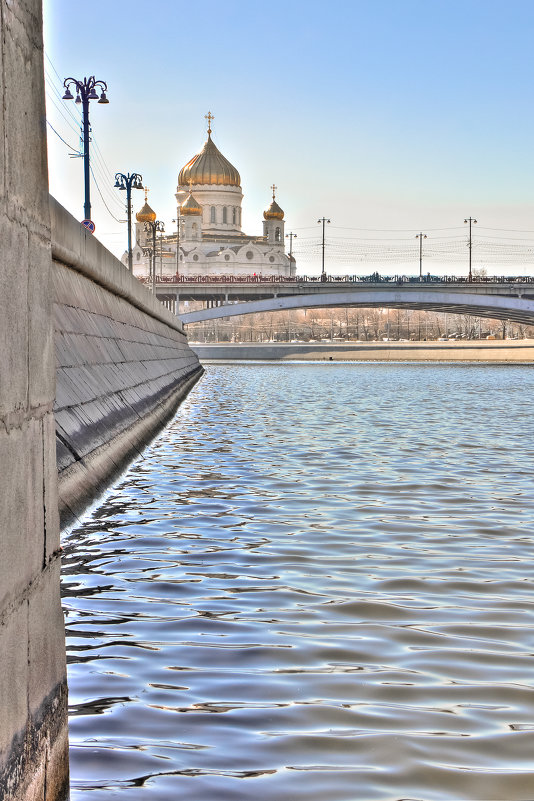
[63, 363, 534, 800]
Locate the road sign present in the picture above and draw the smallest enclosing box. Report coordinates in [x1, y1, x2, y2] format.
[82, 219, 96, 234]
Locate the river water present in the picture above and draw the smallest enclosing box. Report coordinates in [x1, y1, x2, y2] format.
[62, 362, 534, 801]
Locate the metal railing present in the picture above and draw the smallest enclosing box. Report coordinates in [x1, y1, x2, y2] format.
[138, 273, 534, 286]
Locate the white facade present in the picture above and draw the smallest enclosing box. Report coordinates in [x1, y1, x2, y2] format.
[125, 127, 296, 280]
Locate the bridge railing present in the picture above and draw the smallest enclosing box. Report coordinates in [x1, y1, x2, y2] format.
[140, 273, 534, 286]
[140, 274, 297, 284]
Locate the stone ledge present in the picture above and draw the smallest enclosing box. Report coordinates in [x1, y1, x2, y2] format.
[50, 197, 186, 336]
[58, 366, 203, 529]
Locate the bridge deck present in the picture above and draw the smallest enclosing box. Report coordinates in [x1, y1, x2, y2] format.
[149, 277, 534, 304]
[150, 279, 534, 326]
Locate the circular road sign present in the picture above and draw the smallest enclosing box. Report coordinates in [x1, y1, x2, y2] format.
[82, 219, 96, 234]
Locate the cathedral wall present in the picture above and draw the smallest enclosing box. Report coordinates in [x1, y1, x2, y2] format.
[179, 184, 243, 234]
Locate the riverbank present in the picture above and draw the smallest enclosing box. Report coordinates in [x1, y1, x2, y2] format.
[190, 339, 534, 361]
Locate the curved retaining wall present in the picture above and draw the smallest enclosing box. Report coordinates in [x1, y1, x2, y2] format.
[51, 198, 203, 527]
[191, 341, 534, 361]
[1, 2, 68, 798]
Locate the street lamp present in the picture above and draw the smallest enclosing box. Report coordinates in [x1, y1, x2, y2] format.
[317, 217, 330, 281]
[285, 231, 297, 275]
[464, 217, 477, 281]
[144, 220, 165, 293]
[172, 214, 181, 277]
[114, 172, 143, 271]
[415, 232, 427, 281]
[62, 76, 109, 222]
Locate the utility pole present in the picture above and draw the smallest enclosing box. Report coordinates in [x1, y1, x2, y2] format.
[415, 232, 427, 280]
[317, 217, 330, 281]
[285, 231, 297, 275]
[464, 217, 477, 281]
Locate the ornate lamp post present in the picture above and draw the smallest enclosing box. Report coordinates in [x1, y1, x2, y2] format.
[114, 172, 143, 271]
[144, 220, 165, 293]
[285, 231, 297, 275]
[415, 232, 427, 280]
[464, 217, 477, 281]
[172, 214, 181, 277]
[317, 217, 330, 281]
[62, 76, 109, 222]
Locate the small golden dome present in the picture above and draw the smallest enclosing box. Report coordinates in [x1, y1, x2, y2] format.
[263, 200, 284, 220]
[136, 188, 156, 223]
[264, 184, 284, 220]
[180, 191, 202, 216]
[178, 134, 240, 188]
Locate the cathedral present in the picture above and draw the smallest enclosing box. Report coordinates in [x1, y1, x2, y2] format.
[125, 114, 296, 280]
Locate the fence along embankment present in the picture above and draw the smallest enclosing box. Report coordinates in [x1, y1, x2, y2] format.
[50, 198, 203, 528]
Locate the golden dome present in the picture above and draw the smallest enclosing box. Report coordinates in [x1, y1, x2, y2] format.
[264, 186, 284, 220]
[263, 200, 284, 220]
[180, 191, 202, 216]
[178, 133, 241, 188]
[136, 188, 156, 223]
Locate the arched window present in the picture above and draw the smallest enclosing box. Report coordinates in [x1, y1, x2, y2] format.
[210, 206, 216, 223]
[192, 223, 198, 238]
[232, 207, 236, 224]
[223, 206, 227, 224]
[275, 227, 281, 242]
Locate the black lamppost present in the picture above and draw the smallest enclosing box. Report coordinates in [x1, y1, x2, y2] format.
[415, 232, 427, 280]
[144, 220, 165, 293]
[114, 172, 143, 271]
[286, 231, 297, 275]
[317, 217, 330, 281]
[62, 76, 109, 222]
[172, 214, 181, 276]
[464, 217, 477, 281]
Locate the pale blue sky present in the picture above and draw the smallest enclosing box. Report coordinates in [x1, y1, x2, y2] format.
[43, 0, 534, 275]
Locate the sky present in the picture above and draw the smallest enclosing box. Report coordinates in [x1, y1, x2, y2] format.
[42, 0, 534, 277]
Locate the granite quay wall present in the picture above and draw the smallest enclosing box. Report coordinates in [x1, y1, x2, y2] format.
[51, 198, 203, 528]
[0, 1, 69, 799]
[191, 341, 534, 362]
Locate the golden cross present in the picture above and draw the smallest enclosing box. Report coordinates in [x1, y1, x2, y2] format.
[271, 184, 277, 200]
[144, 186, 149, 203]
[205, 111, 214, 134]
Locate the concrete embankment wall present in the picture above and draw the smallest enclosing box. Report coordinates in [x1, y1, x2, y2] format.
[51, 198, 203, 528]
[191, 341, 534, 361]
[0, 2, 68, 799]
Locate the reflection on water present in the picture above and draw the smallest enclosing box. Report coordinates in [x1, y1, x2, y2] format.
[62, 363, 534, 801]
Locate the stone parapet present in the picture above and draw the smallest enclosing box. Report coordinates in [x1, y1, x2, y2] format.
[51, 202, 203, 527]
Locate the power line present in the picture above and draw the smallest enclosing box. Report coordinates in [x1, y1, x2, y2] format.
[46, 120, 80, 153]
[89, 164, 126, 224]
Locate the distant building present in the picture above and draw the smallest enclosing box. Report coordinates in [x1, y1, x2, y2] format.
[125, 115, 295, 280]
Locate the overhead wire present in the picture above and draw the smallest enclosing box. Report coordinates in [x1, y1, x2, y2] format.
[89, 165, 126, 224]
[46, 120, 80, 153]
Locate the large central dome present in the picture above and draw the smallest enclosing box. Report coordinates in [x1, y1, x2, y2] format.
[178, 133, 241, 188]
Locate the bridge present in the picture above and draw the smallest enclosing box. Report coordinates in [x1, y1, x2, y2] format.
[147, 276, 534, 326]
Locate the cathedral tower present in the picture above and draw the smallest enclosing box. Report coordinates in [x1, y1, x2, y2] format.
[263, 185, 285, 247]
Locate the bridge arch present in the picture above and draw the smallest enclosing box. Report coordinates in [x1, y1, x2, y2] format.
[179, 289, 534, 327]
